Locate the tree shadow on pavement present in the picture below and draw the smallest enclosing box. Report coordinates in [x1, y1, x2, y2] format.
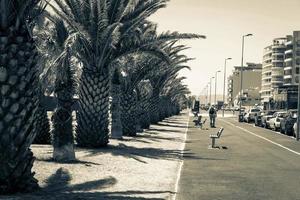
[147, 128, 183, 133]
[82, 144, 215, 164]
[157, 123, 189, 129]
[35, 157, 101, 166]
[4, 168, 167, 200]
[134, 134, 185, 143]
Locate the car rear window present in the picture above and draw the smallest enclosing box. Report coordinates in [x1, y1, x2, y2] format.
[278, 113, 287, 118]
[251, 109, 260, 112]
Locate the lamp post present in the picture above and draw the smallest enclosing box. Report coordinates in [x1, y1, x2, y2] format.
[206, 83, 209, 106]
[239, 33, 253, 114]
[222, 58, 232, 117]
[214, 70, 221, 106]
[297, 78, 300, 141]
[209, 77, 215, 106]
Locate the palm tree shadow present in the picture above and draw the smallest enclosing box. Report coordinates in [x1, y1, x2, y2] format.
[35, 157, 101, 166]
[83, 143, 206, 164]
[156, 123, 189, 129]
[16, 168, 167, 200]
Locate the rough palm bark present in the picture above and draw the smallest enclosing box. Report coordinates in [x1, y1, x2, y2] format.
[76, 70, 110, 147]
[136, 82, 152, 129]
[32, 105, 51, 144]
[120, 90, 138, 136]
[0, 25, 39, 193]
[149, 89, 160, 124]
[110, 69, 123, 139]
[52, 50, 76, 162]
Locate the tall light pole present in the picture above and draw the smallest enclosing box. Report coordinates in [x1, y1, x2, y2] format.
[209, 77, 215, 106]
[206, 83, 209, 106]
[223, 58, 232, 117]
[214, 70, 221, 106]
[297, 77, 300, 141]
[239, 33, 253, 114]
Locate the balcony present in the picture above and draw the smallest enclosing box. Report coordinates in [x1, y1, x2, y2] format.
[272, 44, 285, 49]
[262, 82, 272, 86]
[284, 58, 293, 62]
[272, 60, 284, 63]
[284, 75, 293, 79]
[285, 40, 293, 46]
[283, 66, 293, 71]
[262, 76, 271, 81]
[285, 49, 293, 55]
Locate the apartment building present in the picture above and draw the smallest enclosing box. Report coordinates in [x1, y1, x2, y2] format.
[261, 38, 287, 103]
[227, 63, 262, 107]
[261, 31, 300, 108]
[284, 32, 300, 85]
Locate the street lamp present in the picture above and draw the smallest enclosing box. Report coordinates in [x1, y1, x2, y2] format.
[206, 83, 209, 106]
[239, 33, 253, 114]
[209, 77, 215, 106]
[297, 78, 300, 141]
[215, 70, 221, 106]
[223, 58, 232, 117]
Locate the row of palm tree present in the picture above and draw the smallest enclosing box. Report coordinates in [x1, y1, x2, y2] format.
[0, 0, 205, 194]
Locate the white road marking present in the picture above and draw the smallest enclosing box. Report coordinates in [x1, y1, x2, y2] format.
[172, 111, 190, 200]
[222, 120, 300, 156]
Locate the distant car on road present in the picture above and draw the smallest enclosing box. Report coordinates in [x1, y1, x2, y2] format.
[280, 110, 297, 136]
[244, 108, 261, 123]
[269, 111, 288, 131]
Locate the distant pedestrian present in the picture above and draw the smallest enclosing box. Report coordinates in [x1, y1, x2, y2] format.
[208, 106, 217, 128]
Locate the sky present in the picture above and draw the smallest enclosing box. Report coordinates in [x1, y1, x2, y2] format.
[150, 0, 300, 97]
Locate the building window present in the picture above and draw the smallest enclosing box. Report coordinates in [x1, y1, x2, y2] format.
[297, 68, 300, 74]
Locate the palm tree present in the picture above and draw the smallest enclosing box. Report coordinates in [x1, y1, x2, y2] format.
[161, 77, 191, 116]
[50, 0, 178, 147]
[136, 80, 153, 129]
[110, 68, 123, 139]
[36, 15, 77, 162]
[0, 0, 46, 194]
[147, 43, 193, 123]
[32, 86, 51, 144]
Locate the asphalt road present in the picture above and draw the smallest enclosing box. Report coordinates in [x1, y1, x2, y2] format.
[176, 114, 300, 200]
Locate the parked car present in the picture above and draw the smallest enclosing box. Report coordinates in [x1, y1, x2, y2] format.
[244, 108, 261, 123]
[269, 111, 288, 131]
[261, 110, 276, 128]
[280, 110, 297, 136]
[261, 110, 277, 128]
[254, 111, 264, 126]
[293, 122, 298, 138]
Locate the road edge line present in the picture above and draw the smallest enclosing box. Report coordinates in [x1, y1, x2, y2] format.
[222, 119, 300, 156]
[172, 110, 190, 200]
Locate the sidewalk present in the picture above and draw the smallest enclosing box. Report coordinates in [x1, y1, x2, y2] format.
[1, 112, 189, 200]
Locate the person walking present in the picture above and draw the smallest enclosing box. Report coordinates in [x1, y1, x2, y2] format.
[208, 106, 217, 128]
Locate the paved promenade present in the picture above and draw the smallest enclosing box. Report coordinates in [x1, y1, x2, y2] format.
[176, 114, 300, 200]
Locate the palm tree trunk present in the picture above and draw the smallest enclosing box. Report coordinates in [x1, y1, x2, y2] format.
[121, 91, 137, 136]
[0, 28, 39, 194]
[149, 89, 160, 124]
[111, 83, 123, 139]
[52, 53, 76, 162]
[32, 106, 51, 144]
[76, 70, 109, 147]
[52, 95, 75, 162]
